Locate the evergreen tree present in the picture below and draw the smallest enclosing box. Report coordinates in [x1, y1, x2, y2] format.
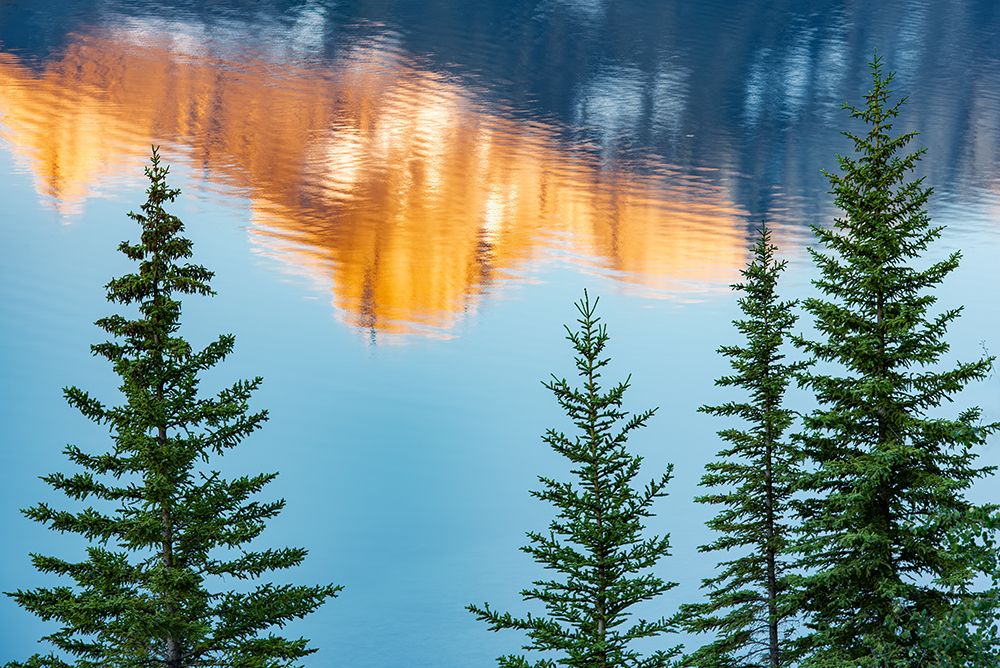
[675, 223, 803, 667]
[468, 291, 679, 668]
[792, 55, 1000, 666]
[7, 148, 340, 668]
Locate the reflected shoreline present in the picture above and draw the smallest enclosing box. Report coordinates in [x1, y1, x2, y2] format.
[1, 25, 788, 338]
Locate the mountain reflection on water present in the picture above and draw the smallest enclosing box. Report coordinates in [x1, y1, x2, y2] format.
[2, 3, 1000, 668]
[2, 2, 997, 337]
[0, 24, 756, 337]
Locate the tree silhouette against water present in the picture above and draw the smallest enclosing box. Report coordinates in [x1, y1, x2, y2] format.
[675, 222, 804, 668]
[791, 55, 1000, 666]
[469, 291, 680, 668]
[7, 148, 339, 668]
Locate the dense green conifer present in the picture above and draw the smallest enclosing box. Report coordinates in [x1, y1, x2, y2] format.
[7, 148, 340, 668]
[675, 223, 803, 667]
[792, 55, 1000, 666]
[469, 291, 679, 668]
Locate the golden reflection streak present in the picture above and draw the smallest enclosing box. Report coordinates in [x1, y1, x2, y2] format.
[0, 33, 752, 338]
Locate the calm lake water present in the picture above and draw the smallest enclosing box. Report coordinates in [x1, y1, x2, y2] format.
[1, 1, 999, 664]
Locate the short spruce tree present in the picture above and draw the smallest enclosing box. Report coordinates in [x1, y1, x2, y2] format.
[469, 291, 679, 668]
[8, 148, 340, 667]
[675, 222, 803, 668]
[792, 55, 1000, 666]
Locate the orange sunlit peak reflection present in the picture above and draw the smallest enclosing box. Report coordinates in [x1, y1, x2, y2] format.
[0, 27, 755, 340]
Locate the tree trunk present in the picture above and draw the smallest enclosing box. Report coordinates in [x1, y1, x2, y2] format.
[763, 271, 781, 668]
[154, 271, 182, 668]
[588, 361, 608, 668]
[160, 420, 182, 668]
[765, 440, 780, 668]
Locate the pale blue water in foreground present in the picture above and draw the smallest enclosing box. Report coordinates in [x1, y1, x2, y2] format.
[1, 1, 999, 665]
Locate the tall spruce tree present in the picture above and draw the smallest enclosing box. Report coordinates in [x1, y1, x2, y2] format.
[792, 55, 1000, 666]
[468, 291, 679, 668]
[7, 148, 340, 668]
[675, 223, 803, 668]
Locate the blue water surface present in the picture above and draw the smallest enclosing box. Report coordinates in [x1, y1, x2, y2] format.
[1, 1, 999, 665]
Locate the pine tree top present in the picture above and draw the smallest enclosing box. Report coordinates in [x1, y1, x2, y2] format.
[792, 54, 1000, 666]
[7, 147, 339, 668]
[470, 291, 679, 668]
[676, 222, 804, 668]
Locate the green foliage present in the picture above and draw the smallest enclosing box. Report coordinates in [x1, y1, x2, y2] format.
[469, 292, 680, 668]
[791, 55, 1000, 666]
[675, 223, 804, 667]
[7, 148, 340, 668]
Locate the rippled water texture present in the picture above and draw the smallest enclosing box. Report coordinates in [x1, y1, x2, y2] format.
[2, 1, 999, 665]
